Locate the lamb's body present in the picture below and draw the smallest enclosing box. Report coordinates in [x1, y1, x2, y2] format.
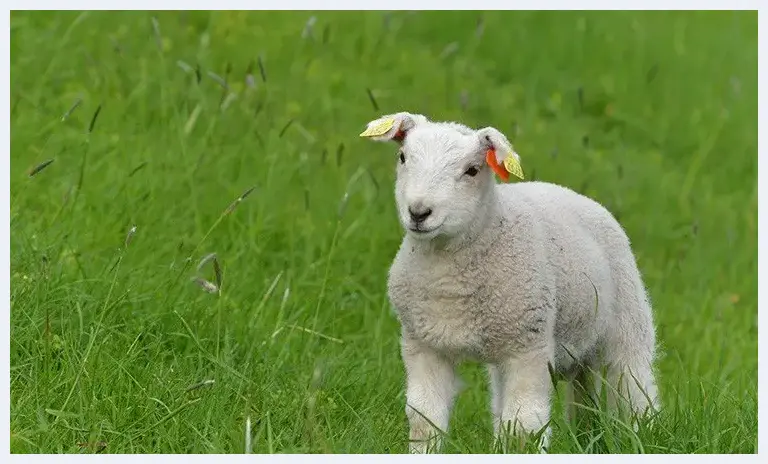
[360, 112, 658, 453]
[389, 181, 658, 452]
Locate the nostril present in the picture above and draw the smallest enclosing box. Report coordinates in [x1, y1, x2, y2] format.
[409, 207, 433, 223]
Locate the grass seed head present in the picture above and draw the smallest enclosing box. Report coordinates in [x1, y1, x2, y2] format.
[124, 225, 137, 248]
[245, 73, 256, 89]
[192, 277, 219, 294]
[185, 379, 215, 392]
[460, 90, 469, 111]
[224, 186, 257, 215]
[207, 71, 228, 89]
[337, 192, 350, 219]
[221, 93, 238, 112]
[440, 42, 459, 60]
[475, 16, 485, 38]
[29, 159, 55, 178]
[212, 256, 222, 289]
[151, 16, 162, 51]
[61, 97, 82, 122]
[302, 16, 317, 40]
[177, 60, 194, 74]
[196, 252, 217, 272]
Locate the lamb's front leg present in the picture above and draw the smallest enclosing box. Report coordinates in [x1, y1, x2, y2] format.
[401, 336, 458, 454]
[494, 350, 553, 453]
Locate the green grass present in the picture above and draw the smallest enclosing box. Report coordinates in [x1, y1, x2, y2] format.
[9, 10, 757, 454]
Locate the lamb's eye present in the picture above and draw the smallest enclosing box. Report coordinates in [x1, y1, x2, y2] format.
[399, 151, 406, 164]
[465, 166, 479, 177]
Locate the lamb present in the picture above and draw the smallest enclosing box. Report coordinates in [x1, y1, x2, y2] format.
[359, 112, 660, 453]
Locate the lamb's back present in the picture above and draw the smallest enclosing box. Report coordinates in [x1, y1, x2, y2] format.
[497, 181, 625, 239]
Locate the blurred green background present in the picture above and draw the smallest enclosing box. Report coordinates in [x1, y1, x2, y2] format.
[10, 11, 757, 453]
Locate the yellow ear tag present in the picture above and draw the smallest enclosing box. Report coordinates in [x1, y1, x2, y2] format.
[502, 154, 525, 180]
[360, 118, 395, 137]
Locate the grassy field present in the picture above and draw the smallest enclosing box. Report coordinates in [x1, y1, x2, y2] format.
[9, 11, 757, 454]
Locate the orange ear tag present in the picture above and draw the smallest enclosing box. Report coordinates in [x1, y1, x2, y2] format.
[486, 149, 510, 182]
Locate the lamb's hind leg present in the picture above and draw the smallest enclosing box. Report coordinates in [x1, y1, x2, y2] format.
[601, 293, 659, 420]
[600, 348, 659, 420]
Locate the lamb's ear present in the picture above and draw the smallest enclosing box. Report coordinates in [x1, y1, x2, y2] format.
[359, 112, 428, 143]
[476, 127, 524, 181]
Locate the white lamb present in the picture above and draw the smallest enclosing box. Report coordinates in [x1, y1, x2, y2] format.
[360, 112, 660, 453]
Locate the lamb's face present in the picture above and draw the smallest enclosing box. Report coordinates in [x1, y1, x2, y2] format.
[359, 112, 519, 241]
[394, 124, 494, 240]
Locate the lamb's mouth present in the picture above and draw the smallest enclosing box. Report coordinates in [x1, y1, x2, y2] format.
[407, 223, 443, 235]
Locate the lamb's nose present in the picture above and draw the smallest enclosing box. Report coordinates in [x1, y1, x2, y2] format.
[408, 206, 433, 224]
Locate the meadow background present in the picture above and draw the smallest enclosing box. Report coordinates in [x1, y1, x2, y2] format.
[9, 11, 757, 453]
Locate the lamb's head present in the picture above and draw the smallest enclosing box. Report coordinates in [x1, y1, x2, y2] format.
[360, 112, 521, 241]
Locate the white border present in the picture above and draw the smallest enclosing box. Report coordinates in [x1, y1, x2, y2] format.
[5, 3, 764, 462]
